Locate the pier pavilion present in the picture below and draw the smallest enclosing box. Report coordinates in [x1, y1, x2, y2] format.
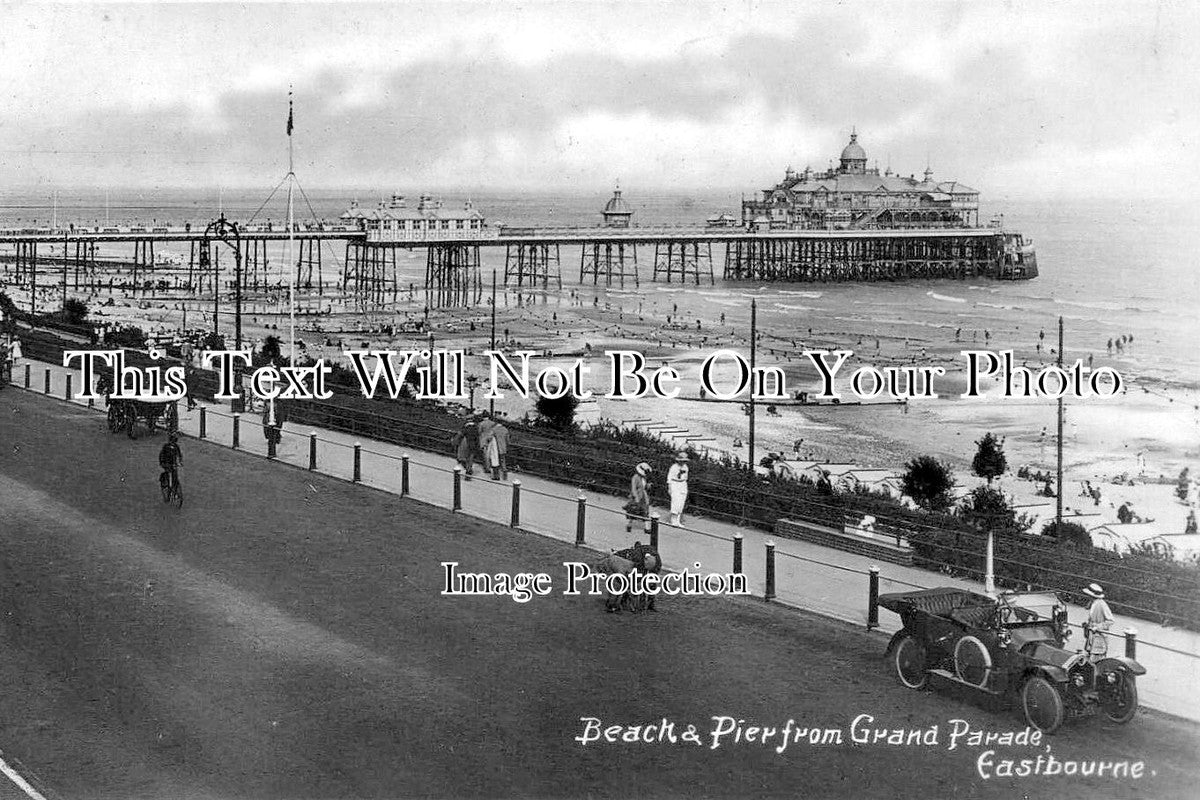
[742, 131, 981, 230]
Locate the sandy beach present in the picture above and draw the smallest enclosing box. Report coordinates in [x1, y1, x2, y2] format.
[19, 259, 1196, 546]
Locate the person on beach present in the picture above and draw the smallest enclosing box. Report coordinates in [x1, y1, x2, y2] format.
[1082, 583, 1114, 659]
[625, 462, 653, 533]
[667, 452, 690, 526]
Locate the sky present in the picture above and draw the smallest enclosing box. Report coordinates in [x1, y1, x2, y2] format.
[0, 0, 1196, 200]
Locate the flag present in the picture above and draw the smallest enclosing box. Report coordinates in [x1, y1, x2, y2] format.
[287, 96, 293, 137]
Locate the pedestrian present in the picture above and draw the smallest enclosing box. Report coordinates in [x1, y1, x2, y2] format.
[1082, 583, 1114, 659]
[184, 364, 198, 410]
[9, 336, 22, 367]
[478, 413, 499, 480]
[667, 451, 690, 526]
[491, 417, 509, 480]
[452, 415, 479, 480]
[625, 462, 653, 533]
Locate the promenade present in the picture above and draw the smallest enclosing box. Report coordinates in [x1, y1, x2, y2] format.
[14, 356, 1200, 724]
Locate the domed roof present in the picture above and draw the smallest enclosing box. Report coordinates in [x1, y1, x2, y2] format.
[840, 132, 866, 162]
[603, 189, 632, 215]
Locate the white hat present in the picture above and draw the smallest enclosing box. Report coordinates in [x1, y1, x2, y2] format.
[636, 462, 652, 476]
[1082, 583, 1105, 600]
[675, 452, 690, 462]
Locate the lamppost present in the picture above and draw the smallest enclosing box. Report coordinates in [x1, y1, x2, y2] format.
[465, 374, 481, 413]
[204, 214, 244, 410]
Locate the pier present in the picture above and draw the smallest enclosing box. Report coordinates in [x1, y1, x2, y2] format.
[0, 220, 1033, 313]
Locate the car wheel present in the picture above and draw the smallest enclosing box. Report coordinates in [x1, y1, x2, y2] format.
[1100, 671, 1138, 724]
[891, 634, 929, 690]
[1022, 675, 1065, 734]
[954, 635, 992, 688]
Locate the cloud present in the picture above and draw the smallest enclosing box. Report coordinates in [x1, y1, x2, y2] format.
[0, 1, 1197, 200]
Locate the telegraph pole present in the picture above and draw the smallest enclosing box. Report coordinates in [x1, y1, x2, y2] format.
[489, 269, 497, 416]
[748, 299, 757, 471]
[1055, 315, 1064, 529]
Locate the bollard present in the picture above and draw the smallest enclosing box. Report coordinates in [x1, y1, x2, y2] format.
[309, 433, 318, 470]
[232, 413, 240, 449]
[65, 373, 72, 400]
[23, 363, 30, 388]
[199, 407, 207, 439]
[44, 368, 51, 394]
[353, 443, 362, 483]
[765, 540, 776, 601]
[1124, 628, 1137, 660]
[575, 494, 586, 546]
[267, 431, 277, 460]
[510, 480, 521, 527]
[401, 455, 410, 495]
[649, 513, 660, 551]
[733, 533, 744, 575]
[453, 467, 463, 511]
[868, 566, 880, 630]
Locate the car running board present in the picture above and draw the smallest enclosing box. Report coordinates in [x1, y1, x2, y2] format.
[928, 668, 1001, 695]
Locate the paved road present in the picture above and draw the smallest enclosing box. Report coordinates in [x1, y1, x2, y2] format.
[0, 389, 1196, 799]
[21, 356, 1200, 722]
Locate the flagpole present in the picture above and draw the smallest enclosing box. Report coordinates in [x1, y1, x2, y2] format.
[286, 88, 296, 367]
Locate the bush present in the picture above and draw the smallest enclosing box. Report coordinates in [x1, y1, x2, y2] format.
[901, 455, 956, 512]
[534, 393, 579, 431]
[956, 485, 1031, 536]
[62, 298, 89, 325]
[972, 432, 1007, 484]
[1041, 520, 1092, 548]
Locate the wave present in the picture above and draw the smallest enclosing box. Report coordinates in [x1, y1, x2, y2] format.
[776, 290, 824, 299]
[926, 291, 966, 304]
[1051, 298, 1127, 312]
[773, 304, 816, 312]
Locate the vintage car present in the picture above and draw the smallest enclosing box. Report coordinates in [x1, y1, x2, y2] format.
[879, 587, 1143, 733]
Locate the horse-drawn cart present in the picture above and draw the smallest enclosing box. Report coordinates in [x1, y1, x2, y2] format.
[105, 395, 178, 439]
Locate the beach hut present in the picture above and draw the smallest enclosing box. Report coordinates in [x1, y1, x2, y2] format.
[1142, 533, 1200, 563]
[1088, 521, 1175, 555]
[773, 459, 820, 481]
[846, 468, 902, 497]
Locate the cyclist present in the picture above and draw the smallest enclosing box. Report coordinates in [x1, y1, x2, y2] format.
[159, 432, 183, 494]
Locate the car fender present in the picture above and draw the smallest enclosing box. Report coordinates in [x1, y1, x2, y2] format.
[1024, 663, 1068, 685]
[885, 629, 911, 655]
[1095, 656, 1146, 677]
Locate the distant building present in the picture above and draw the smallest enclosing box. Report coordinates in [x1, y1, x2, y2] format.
[741, 130, 981, 230]
[344, 194, 488, 241]
[602, 187, 633, 228]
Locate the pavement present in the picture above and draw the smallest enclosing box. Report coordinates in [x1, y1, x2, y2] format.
[13, 356, 1200, 724]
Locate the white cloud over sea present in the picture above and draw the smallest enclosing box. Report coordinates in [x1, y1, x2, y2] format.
[0, 0, 1196, 199]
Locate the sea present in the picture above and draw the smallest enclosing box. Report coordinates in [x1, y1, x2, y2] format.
[2, 187, 1197, 395]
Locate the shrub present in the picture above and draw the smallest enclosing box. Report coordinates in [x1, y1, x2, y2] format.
[534, 392, 579, 431]
[972, 432, 1008, 484]
[62, 298, 89, 325]
[957, 485, 1031, 536]
[1041, 520, 1092, 548]
[901, 455, 956, 512]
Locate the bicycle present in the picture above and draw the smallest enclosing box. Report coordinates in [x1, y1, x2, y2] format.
[160, 469, 184, 508]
